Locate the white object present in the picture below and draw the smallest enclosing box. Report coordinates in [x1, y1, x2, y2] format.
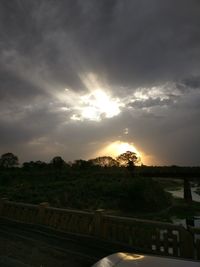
[92, 253, 200, 267]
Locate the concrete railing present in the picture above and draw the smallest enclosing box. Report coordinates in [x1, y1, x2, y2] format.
[99, 214, 195, 258]
[0, 199, 199, 260]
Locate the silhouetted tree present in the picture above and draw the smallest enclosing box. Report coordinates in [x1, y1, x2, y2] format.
[23, 160, 47, 170]
[23, 161, 35, 169]
[89, 156, 119, 167]
[72, 159, 93, 170]
[51, 156, 66, 169]
[116, 151, 140, 177]
[116, 151, 140, 166]
[0, 152, 19, 168]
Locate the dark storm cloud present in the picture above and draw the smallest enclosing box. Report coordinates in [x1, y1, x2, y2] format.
[181, 76, 200, 90]
[0, 102, 69, 145]
[0, 69, 45, 100]
[0, 0, 200, 164]
[1, 0, 200, 88]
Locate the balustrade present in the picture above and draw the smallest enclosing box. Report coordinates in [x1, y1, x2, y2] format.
[0, 199, 199, 260]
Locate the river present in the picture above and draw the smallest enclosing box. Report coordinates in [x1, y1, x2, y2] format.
[167, 186, 200, 202]
[167, 185, 200, 228]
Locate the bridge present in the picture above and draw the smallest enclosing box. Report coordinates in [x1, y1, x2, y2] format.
[139, 169, 196, 203]
[0, 199, 200, 266]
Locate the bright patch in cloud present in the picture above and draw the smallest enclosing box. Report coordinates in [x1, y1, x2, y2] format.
[126, 83, 183, 111]
[132, 84, 181, 102]
[68, 89, 122, 121]
[58, 73, 124, 122]
[79, 89, 122, 121]
[56, 77, 182, 122]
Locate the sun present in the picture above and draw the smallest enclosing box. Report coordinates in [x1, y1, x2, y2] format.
[97, 141, 141, 159]
[115, 142, 139, 155]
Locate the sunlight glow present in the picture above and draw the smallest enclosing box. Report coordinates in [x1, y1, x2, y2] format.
[116, 142, 139, 155]
[58, 73, 124, 122]
[79, 89, 121, 121]
[58, 75, 180, 122]
[92, 140, 156, 166]
[98, 141, 141, 159]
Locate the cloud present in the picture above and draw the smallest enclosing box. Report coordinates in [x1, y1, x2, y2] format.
[2, 0, 200, 89]
[0, 0, 200, 165]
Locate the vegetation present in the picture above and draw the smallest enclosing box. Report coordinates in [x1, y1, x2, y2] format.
[116, 151, 140, 166]
[0, 152, 200, 222]
[0, 152, 19, 168]
[0, 167, 171, 212]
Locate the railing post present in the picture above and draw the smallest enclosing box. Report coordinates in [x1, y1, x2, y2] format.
[38, 202, 49, 224]
[179, 226, 194, 258]
[188, 226, 200, 260]
[94, 209, 104, 238]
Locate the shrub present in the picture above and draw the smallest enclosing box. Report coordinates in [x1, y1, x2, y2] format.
[120, 178, 172, 212]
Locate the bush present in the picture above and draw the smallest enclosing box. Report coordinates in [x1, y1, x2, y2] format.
[120, 178, 172, 212]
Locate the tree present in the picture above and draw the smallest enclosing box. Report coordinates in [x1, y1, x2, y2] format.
[23, 161, 47, 170]
[72, 159, 93, 170]
[116, 151, 140, 166]
[0, 152, 19, 168]
[23, 161, 35, 169]
[51, 156, 66, 169]
[116, 151, 140, 177]
[89, 156, 119, 167]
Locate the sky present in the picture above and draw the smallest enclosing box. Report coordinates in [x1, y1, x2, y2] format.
[0, 0, 200, 166]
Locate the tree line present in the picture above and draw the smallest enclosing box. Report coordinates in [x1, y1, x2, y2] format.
[0, 152, 173, 213]
[0, 152, 200, 178]
[0, 151, 139, 169]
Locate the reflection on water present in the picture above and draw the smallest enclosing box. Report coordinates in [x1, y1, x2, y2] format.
[167, 185, 200, 228]
[167, 186, 200, 202]
[173, 217, 200, 228]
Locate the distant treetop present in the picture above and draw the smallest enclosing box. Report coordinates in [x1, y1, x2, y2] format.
[0, 152, 19, 168]
[89, 156, 119, 167]
[116, 151, 141, 167]
[50, 156, 66, 169]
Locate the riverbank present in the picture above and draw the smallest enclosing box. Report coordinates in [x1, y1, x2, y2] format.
[107, 197, 200, 224]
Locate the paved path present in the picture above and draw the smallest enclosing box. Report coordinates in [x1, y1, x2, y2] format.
[0, 217, 113, 267]
[0, 257, 30, 267]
